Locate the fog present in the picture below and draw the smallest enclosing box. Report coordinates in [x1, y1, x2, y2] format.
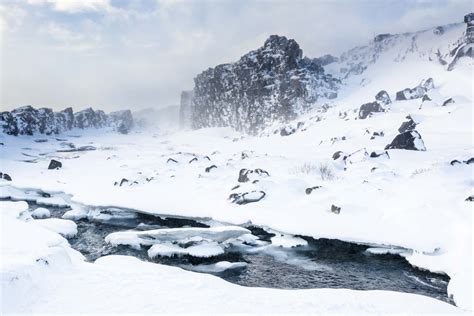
[0, 0, 471, 112]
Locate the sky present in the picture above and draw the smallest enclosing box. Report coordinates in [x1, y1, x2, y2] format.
[0, 0, 471, 112]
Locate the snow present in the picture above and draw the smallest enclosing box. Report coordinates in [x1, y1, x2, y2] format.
[148, 241, 225, 258]
[31, 207, 51, 219]
[271, 234, 308, 248]
[34, 218, 78, 238]
[184, 261, 248, 273]
[1, 20, 473, 313]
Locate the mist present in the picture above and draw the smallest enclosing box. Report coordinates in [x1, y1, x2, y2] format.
[0, 0, 471, 112]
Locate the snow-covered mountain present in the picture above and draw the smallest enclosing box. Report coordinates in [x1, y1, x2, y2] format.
[0, 106, 134, 135]
[182, 15, 472, 134]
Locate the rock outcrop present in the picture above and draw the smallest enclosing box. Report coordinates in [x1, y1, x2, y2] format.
[385, 130, 426, 151]
[191, 35, 339, 133]
[395, 78, 434, 101]
[0, 106, 133, 136]
[358, 90, 391, 119]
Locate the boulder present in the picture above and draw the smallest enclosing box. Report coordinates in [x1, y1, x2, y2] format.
[395, 78, 434, 101]
[398, 115, 417, 133]
[0, 172, 12, 181]
[48, 159, 62, 170]
[205, 165, 217, 173]
[229, 191, 266, 205]
[331, 205, 341, 214]
[375, 90, 391, 106]
[358, 101, 385, 119]
[385, 130, 426, 151]
[305, 186, 322, 195]
[238, 168, 270, 183]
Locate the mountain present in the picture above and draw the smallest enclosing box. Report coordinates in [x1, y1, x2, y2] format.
[0, 106, 134, 135]
[182, 14, 473, 134]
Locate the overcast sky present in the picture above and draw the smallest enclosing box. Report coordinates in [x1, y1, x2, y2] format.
[0, 0, 471, 112]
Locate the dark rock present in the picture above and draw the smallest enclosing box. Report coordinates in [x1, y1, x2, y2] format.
[375, 90, 391, 106]
[34, 139, 48, 143]
[191, 35, 339, 133]
[229, 191, 266, 205]
[465, 158, 474, 164]
[332, 151, 348, 160]
[238, 168, 270, 183]
[385, 130, 426, 151]
[395, 78, 434, 101]
[374, 33, 392, 42]
[1, 105, 134, 136]
[205, 165, 217, 173]
[48, 159, 62, 170]
[189, 157, 198, 164]
[398, 115, 417, 133]
[280, 126, 296, 136]
[442, 98, 454, 106]
[1, 173, 12, 181]
[450, 159, 462, 166]
[370, 151, 390, 159]
[465, 196, 474, 202]
[119, 178, 129, 186]
[331, 205, 341, 214]
[305, 186, 322, 195]
[167, 158, 178, 163]
[358, 101, 385, 119]
[422, 94, 432, 102]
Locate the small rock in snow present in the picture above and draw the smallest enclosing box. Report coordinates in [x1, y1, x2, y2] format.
[331, 205, 341, 214]
[205, 165, 217, 173]
[48, 159, 62, 170]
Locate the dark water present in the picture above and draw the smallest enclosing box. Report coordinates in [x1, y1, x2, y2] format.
[14, 199, 452, 305]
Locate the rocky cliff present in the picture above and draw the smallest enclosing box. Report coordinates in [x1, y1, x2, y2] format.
[190, 35, 339, 133]
[0, 106, 133, 135]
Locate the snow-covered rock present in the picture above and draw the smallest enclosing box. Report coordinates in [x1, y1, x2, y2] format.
[0, 106, 134, 135]
[31, 207, 51, 219]
[190, 35, 339, 133]
[385, 130, 426, 151]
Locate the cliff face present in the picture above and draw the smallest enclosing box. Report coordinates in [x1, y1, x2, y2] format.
[190, 35, 339, 133]
[0, 106, 134, 135]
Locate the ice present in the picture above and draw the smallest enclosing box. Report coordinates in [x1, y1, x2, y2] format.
[106, 226, 250, 249]
[31, 207, 51, 219]
[184, 261, 248, 273]
[271, 235, 308, 248]
[148, 241, 225, 258]
[34, 218, 78, 238]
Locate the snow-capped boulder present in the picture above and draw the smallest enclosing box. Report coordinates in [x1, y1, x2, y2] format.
[229, 191, 266, 205]
[395, 78, 434, 101]
[31, 207, 51, 219]
[191, 35, 339, 133]
[359, 102, 385, 119]
[48, 159, 62, 170]
[385, 130, 426, 151]
[358, 90, 391, 119]
[375, 90, 391, 105]
[238, 168, 270, 183]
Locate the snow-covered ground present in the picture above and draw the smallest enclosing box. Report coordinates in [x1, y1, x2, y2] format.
[1, 21, 473, 314]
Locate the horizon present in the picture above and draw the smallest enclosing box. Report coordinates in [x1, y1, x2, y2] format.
[1, 0, 471, 112]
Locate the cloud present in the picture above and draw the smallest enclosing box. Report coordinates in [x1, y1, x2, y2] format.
[27, 0, 112, 13]
[0, 0, 472, 112]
